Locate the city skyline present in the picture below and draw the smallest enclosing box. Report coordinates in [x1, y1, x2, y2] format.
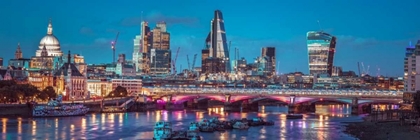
[1, 0, 420, 76]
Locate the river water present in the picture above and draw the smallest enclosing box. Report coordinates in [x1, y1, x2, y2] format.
[1, 105, 361, 140]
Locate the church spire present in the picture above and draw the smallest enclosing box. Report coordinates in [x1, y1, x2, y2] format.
[15, 43, 22, 59]
[47, 18, 53, 35]
[41, 43, 48, 57]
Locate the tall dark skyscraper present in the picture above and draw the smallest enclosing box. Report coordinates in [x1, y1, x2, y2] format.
[201, 10, 231, 73]
[261, 47, 276, 76]
[307, 31, 336, 76]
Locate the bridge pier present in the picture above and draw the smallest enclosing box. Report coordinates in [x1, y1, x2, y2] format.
[351, 98, 360, 115]
[287, 96, 315, 113]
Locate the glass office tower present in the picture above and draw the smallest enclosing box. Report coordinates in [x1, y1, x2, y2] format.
[307, 31, 336, 76]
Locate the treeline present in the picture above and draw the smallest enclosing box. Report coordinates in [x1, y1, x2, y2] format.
[0, 80, 57, 102]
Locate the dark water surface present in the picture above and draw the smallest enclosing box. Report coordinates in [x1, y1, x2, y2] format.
[1, 105, 360, 140]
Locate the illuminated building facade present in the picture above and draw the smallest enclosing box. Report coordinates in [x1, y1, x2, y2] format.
[133, 22, 152, 75]
[152, 22, 170, 50]
[405, 41, 420, 92]
[87, 79, 112, 97]
[111, 78, 142, 95]
[307, 31, 336, 76]
[54, 51, 87, 100]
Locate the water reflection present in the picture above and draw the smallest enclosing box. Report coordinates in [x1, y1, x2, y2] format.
[0, 105, 360, 140]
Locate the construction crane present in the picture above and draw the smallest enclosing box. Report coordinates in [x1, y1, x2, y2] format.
[187, 55, 191, 71]
[111, 32, 120, 64]
[172, 47, 180, 75]
[191, 54, 197, 71]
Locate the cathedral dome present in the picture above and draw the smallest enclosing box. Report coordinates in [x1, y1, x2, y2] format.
[36, 19, 63, 57]
[39, 35, 60, 49]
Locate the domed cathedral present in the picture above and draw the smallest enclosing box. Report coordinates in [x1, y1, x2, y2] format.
[30, 19, 64, 70]
[36, 19, 63, 57]
[54, 51, 88, 101]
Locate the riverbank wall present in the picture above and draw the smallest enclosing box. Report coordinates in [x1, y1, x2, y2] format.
[0, 104, 31, 117]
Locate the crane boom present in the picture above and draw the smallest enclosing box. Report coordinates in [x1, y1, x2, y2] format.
[192, 54, 197, 71]
[172, 47, 180, 74]
[111, 32, 120, 64]
[187, 55, 191, 71]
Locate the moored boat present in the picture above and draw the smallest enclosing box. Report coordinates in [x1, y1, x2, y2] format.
[32, 95, 89, 117]
[187, 130, 201, 140]
[232, 121, 249, 129]
[153, 121, 172, 140]
[189, 122, 199, 132]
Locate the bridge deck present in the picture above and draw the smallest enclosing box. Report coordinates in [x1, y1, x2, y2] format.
[144, 87, 403, 98]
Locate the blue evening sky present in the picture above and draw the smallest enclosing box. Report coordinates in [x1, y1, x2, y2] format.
[1, 0, 419, 76]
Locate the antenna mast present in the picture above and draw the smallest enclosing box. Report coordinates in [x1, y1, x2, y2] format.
[317, 20, 323, 32]
[141, 11, 144, 22]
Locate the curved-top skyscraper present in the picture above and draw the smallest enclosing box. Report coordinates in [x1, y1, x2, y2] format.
[307, 31, 336, 76]
[203, 10, 231, 73]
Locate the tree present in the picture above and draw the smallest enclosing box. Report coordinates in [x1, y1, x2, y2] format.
[39, 86, 57, 101]
[0, 80, 17, 89]
[110, 86, 128, 97]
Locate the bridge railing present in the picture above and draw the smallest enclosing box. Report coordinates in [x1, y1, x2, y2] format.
[145, 87, 403, 98]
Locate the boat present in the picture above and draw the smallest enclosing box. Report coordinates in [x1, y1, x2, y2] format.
[286, 114, 303, 119]
[249, 117, 264, 126]
[153, 122, 172, 140]
[189, 122, 199, 132]
[32, 95, 89, 117]
[209, 117, 220, 124]
[187, 130, 201, 140]
[171, 131, 187, 140]
[155, 121, 172, 129]
[199, 126, 214, 132]
[232, 122, 249, 129]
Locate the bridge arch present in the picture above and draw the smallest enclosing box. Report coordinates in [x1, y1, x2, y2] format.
[230, 95, 289, 104]
[171, 95, 226, 104]
[295, 97, 353, 105]
[358, 99, 402, 106]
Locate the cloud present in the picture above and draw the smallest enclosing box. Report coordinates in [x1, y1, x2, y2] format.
[336, 35, 380, 48]
[79, 27, 94, 36]
[120, 11, 199, 27]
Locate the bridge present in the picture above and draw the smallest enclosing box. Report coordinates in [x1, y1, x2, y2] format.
[142, 87, 404, 114]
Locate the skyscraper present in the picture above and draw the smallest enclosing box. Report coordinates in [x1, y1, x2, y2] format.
[307, 31, 336, 76]
[405, 41, 419, 92]
[261, 47, 276, 76]
[152, 22, 170, 50]
[133, 21, 152, 75]
[201, 10, 231, 73]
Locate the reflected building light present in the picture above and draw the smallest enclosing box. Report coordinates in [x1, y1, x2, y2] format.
[2, 119, 6, 139]
[163, 111, 168, 121]
[176, 112, 183, 120]
[32, 120, 37, 136]
[110, 113, 115, 123]
[92, 114, 96, 123]
[241, 113, 247, 119]
[17, 118, 22, 134]
[119, 113, 123, 125]
[156, 111, 162, 121]
[101, 113, 106, 124]
[302, 121, 307, 128]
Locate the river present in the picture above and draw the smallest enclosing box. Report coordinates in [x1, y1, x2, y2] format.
[1, 104, 362, 140]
